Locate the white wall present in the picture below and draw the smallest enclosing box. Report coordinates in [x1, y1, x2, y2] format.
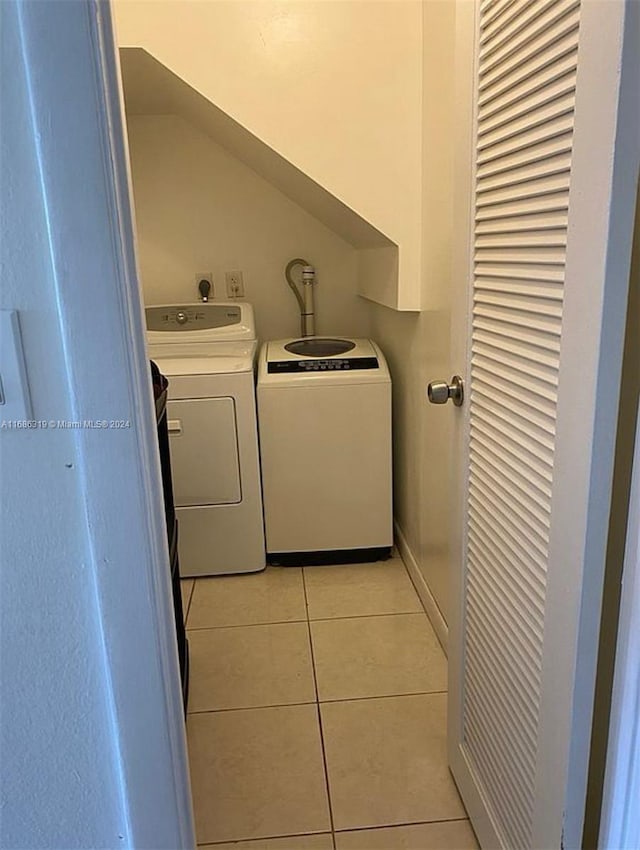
[115, 0, 424, 309]
[366, 0, 456, 631]
[127, 114, 370, 341]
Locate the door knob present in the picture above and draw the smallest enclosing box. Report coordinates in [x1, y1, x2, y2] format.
[427, 375, 464, 407]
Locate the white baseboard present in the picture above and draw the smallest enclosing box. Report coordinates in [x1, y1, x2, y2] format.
[394, 521, 449, 655]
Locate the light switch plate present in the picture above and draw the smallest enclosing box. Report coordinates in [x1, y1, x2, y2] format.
[0, 310, 33, 421]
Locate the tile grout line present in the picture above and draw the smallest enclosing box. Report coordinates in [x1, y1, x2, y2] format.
[302, 568, 338, 850]
[187, 700, 316, 716]
[195, 829, 332, 848]
[186, 690, 450, 717]
[186, 618, 309, 632]
[185, 608, 428, 632]
[309, 609, 426, 623]
[332, 815, 472, 833]
[194, 814, 471, 847]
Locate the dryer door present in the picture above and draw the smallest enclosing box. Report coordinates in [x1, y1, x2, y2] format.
[167, 397, 241, 506]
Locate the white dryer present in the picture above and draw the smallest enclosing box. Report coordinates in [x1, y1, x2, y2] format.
[257, 337, 393, 564]
[147, 302, 265, 576]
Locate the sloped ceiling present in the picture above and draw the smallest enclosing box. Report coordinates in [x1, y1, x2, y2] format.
[119, 48, 395, 254]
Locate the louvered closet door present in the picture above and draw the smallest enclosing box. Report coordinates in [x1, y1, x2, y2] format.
[448, 1, 636, 848]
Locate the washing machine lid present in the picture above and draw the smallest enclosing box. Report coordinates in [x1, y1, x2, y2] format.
[284, 338, 356, 357]
[150, 340, 257, 376]
[266, 337, 377, 369]
[145, 302, 256, 344]
[260, 338, 390, 385]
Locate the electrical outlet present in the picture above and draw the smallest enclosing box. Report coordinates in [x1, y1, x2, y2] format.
[225, 271, 245, 299]
[195, 273, 214, 300]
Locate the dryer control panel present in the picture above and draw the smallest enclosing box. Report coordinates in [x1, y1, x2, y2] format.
[146, 304, 241, 331]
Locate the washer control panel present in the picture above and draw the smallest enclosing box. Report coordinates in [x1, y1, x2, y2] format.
[268, 357, 379, 374]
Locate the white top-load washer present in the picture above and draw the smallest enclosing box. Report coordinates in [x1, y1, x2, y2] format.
[257, 336, 393, 564]
[146, 302, 265, 576]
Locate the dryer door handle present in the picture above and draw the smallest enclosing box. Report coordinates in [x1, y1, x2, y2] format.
[168, 419, 183, 436]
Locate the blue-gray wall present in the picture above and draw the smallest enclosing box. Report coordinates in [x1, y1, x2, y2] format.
[0, 3, 125, 846]
[0, 3, 193, 848]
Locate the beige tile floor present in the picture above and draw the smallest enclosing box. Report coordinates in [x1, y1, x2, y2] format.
[183, 558, 478, 850]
